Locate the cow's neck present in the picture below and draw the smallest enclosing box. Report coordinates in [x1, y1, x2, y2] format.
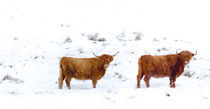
[97, 58, 108, 72]
[174, 57, 186, 77]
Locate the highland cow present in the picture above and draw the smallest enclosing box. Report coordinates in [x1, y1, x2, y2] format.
[59, 52, 119, 89]
[137, 50, 196, 88]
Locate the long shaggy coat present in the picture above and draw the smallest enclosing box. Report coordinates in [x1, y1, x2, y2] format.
[59, 54, 114, 89]
[137, 50, 195, 88]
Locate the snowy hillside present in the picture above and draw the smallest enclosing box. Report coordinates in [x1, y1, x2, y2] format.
[0, 0, 210, 109]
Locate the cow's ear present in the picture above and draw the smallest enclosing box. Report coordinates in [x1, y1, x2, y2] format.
[192, 53, 195, 56]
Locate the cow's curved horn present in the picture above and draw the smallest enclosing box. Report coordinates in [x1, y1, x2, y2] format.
[195, 50, 197, 55]
[113, 51, 119, 57]
[92, 52, 98, 57]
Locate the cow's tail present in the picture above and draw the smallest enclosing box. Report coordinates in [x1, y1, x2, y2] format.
[58, 60, 65, 89]
[137, 58, 144, 88]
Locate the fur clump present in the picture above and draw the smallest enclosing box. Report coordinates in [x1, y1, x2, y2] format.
[137, 50, 195, 88]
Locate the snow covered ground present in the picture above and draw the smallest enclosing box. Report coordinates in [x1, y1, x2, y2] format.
[0, 0, 210, 109]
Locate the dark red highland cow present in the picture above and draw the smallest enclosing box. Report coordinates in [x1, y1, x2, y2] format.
[137, 50, 196, 88]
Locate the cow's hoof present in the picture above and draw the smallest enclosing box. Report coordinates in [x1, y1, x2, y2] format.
[170, 85, 176, 88]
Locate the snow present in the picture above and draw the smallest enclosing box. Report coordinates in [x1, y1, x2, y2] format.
[0, 0, 210, 109]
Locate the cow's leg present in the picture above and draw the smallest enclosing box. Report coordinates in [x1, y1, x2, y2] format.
[58, 72, 65, 89]
[144, 72, 151, 88]
[170, 71, 177, 88]
[169, 77, 176, 88]
[92, 79, 97, 88]
[58, 77, 63, 89]
[137, 73, 144, 88]
[65, 77, 72, 89]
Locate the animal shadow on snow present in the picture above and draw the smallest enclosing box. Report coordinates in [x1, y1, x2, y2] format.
[139, 78, 172, 88]
[62, 80, 103, 90]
